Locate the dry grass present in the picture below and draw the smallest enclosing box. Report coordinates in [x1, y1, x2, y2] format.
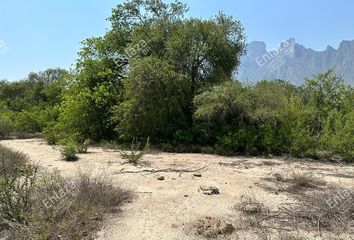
[267, 171, 327, 193]
[238, 194, 269, 216]
[0, 145, 132, 240]
[234, 186, 354, 237]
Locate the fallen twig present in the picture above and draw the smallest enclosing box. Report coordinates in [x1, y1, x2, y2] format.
[115, 162, 208, 175]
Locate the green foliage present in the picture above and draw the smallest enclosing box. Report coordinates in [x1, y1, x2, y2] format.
[0, 107, 15, 138]
[194, 81, 251, 124]
[76, 139, 91, 154]
[193, 70, 354, 160]
[1, 0, 353, 163]
[167, 14, 246, 95]
[0, 68, 67, 139]
[60, 141, 78, 161]
[115, 56, 191, 140]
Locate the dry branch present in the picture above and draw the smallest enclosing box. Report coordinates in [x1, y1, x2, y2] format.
[115, 162, 208, 175]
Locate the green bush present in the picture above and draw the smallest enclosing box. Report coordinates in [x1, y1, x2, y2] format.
[0, 114, 15, 139]
[15, 111, 41, 134]
[76, 139, 91, 154]
[60, 142, 78, 161]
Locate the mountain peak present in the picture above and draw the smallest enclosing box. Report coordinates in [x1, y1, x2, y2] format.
[339, 40, 354, 49]
[238, 38, 354, 85]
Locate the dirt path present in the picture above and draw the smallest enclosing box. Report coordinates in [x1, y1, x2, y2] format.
[1, 138, 353, 240]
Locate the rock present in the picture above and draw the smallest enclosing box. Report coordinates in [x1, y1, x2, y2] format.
[157, 176, 165, 181]
[193, 173, 202, 177]
[199, 185, 220, 195]
[184, 194, 188, 197]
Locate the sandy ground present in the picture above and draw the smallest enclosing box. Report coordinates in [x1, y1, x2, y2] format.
[1, 138, 353, 240]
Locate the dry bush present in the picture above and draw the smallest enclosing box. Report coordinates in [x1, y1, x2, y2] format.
[234, 186, 354, 236]
[289, 172, 323, 189]
[29, 170, 132, 240]
[269, 171, 326, 193]
[0, 146, 38, 224]
[0, 145, 132, 240]
[75, 170, 132, 213]
[238, 194, 269, 216]
[271, 186, 354, 232]
[0, 145, 28, 177]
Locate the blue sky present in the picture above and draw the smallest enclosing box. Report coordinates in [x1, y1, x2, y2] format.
[1, 0, 354, 81]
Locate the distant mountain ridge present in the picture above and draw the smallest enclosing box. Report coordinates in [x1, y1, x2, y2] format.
[237, 38, 354, 85]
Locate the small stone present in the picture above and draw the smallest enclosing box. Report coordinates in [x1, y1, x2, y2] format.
[157, 176, 165, 181]
[199, 185, 220, 195]
[184, 194, 188, 197]
[193, 173, 202, 177]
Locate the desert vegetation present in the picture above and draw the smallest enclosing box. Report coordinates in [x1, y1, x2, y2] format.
[0, 0, 353, 239]
[0, 0, 353, 163]
[0, 145, 131, 239]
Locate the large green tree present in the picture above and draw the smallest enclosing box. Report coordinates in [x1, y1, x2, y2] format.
[115, 56, 190, 140]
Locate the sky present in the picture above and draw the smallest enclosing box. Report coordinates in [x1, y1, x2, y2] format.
[1, 0, 354, 81]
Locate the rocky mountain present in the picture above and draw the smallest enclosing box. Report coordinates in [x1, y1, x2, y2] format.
[237, 38, 354, 85]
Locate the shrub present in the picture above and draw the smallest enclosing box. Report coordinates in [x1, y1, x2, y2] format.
[0, 146, 38, 224]
[119, 138, 150, 165]
[15, 111, 41, 134]
[43, 128, 58, 145]
[76, 139, 91, 154]
[290, 172, 316, 188]
[0, 113, 15, 139]
[60, 142, 78, 161]
[30, 170, 132, 240]
[0, 145, 131, 239]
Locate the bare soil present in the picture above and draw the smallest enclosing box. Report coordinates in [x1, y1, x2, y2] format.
[1, 138, 353, 240]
